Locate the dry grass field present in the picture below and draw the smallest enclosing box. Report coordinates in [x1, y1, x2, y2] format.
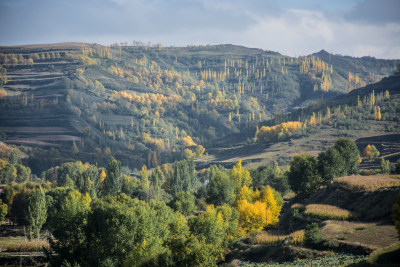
[304, 204, 356, 220]
[334, 175, 400, 191]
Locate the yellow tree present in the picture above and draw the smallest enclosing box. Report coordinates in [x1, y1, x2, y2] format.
[140, 165, 149, 191]
[229, 159, 252, 194]
[377, 106, 381, 120]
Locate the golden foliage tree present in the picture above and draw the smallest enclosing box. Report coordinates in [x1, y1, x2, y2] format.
[229, 159, 252, 194]
[363, 144, 380, 160]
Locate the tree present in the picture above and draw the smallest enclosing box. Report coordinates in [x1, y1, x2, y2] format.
[0, 199, 7, 222]
[250, 163, 290, 195]
[393, 193, 400, 238]
[334, 138, 360, 175]
[48, 190, 91, 266]
[103, 157, 122, 196]
[76, 165, 98, 198]
[150, 167, 163, 200]
[1, 163, 16, 184]
[16, 164, 31, 183]
[71, 139, 79, 154]
[167, 159, 198, 196]
[9, 150, 19, 165]
[206, 165, 235, 206]
[229, 159, 252, 194]
[27, 188, 47, 240]
[381, 158, 391, 174]
[0, 65, 8, 88]
[363, 144, 380, 160]
[318, 147, 343, 184]
[171, 191, 196, 216]
[195, 145, 205, 157]
[236, 198, 267, 233]
[288, 153, 321, 196]
[140, 165, 150, 192]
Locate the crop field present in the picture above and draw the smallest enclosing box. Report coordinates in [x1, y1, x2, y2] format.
[304, 204, 356, 220]
[334, 175, 400, 191]
[238, 253, 365, 266]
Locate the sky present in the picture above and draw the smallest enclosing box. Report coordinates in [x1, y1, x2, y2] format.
[0, 0, 399, 59]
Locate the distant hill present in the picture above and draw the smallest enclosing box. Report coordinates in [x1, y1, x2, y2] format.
[0, 43, 398, 174]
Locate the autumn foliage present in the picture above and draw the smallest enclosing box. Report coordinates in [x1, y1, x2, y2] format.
[256, 121, 303, 142]
[236, 185, 281, 233]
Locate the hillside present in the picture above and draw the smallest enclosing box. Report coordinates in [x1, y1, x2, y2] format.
[198, 72, 400, 170]
[0, 43, 397, 174]
[225, 175, 400, 265]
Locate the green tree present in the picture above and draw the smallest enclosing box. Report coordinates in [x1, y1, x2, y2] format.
[1, 163, 16, 184]
[16, 164, 31, 183]
[27, 188, 47, 240]
[250, 163, 289, 195]
[76, 165, 98, 198]
[318, 147, 343, 184]
[167, 159, 198, 196]
[381, 158, 391, 174]
[9, 150, 19, 165]
[150, 167, 163, 200]
[393, 193, 400, 238]
[47, 190, 91, 266]
[334, 138, 360, 175]
[190, 204, 239, 249]
[86, 196, 175, 266]
[206, 165, 235, 206]
[288, 153, 321, 196]
[0, 199, 7, 222]
[0, 65, 7, 87]
[171, 191, 196, 216]
[103, 157, 122, 196]
[140, 165, 149, 192]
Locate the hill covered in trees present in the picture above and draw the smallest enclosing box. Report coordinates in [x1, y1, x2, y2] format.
[0, 43, 397, 174]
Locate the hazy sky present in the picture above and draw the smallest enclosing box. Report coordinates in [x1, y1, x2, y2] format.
[1, 0, 399, 58]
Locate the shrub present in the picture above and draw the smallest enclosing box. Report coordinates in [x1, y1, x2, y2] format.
[289, 230, 305, 245]
[304, 223, 338, 250]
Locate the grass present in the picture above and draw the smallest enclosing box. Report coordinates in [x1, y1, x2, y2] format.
[238, 253, 365, 266]
[304, 204, 356, 220]
[251, 231, 286, 245]
[334, 175, 400, 191]
[355, 241, 400, 266]
[0, 225, 49, 252]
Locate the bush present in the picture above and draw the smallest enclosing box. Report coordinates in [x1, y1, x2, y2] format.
[304, 223, 338, 250]
[289, 230, 305, 245]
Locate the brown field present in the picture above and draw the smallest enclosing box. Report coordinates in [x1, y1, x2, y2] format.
[322, 220, 398, 249]
[334, 175, 400, 191]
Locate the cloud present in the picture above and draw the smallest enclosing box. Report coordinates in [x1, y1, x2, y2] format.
[0, 0, 399, 59]
[345, 0, 400, 24]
